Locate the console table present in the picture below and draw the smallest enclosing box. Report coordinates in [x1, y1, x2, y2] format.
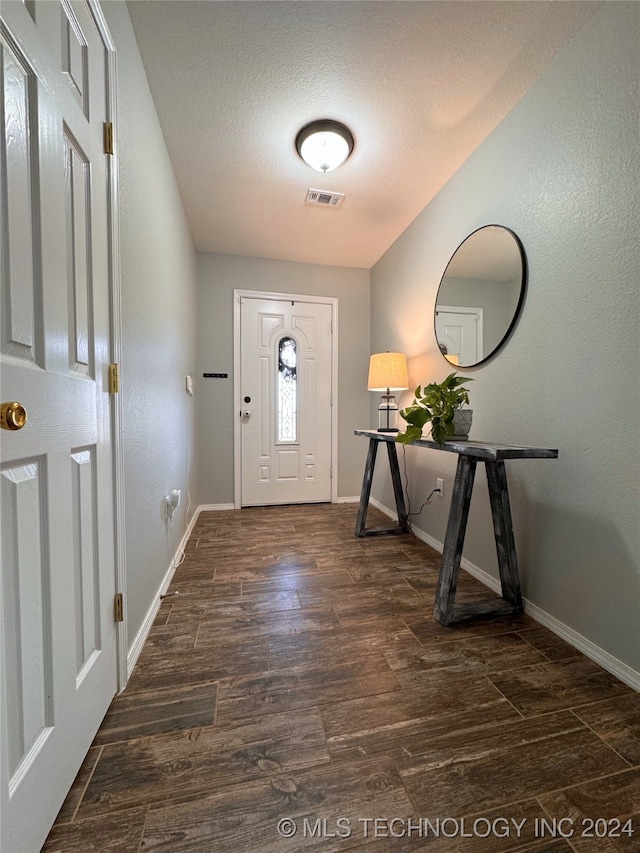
[354, 429, 558, 626]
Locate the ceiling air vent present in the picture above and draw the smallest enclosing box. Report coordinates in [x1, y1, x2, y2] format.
[305, 188, 345, 208]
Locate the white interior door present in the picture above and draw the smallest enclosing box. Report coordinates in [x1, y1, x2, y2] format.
[1, 2, 117, 850]
[435, 306, 483, 365]
[239, 295, 333, 506]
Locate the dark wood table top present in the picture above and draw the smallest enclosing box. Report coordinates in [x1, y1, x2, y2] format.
[355, 429, 558, 462]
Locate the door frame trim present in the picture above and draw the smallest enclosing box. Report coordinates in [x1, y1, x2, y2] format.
[435, 304, 484, 365]
[233, 290, 338, 509]
[87, 1, 128, 691]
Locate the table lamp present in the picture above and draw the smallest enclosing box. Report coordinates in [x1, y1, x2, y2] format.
[367, 352, 409, 432]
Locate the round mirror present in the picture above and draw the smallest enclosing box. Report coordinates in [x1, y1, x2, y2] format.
[434, 225, 527, 368]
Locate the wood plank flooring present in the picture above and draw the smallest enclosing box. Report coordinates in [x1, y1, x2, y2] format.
[43, 504, 640, 852]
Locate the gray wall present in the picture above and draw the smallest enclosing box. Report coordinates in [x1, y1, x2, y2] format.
[195, 253, 370, 505]
[371, 3, 640, 672]
[102, 2, 198, 648]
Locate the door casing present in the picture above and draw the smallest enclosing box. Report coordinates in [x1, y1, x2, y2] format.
[435, 304, 484, 366]
[233, 289, 338, 509]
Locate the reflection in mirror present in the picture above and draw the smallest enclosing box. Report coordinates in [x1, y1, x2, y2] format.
[435, 225, 526, 368]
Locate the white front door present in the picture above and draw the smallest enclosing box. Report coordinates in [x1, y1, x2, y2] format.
[435, 306, 483, 365]
[1, 3, 117, 850]
[239, 294, 334, 506]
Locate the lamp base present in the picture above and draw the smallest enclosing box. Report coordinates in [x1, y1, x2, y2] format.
[377, 391, 399, 432]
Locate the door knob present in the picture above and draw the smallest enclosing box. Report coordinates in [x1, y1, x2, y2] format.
[1, 402, 28, 431]
[243, 410, 251, 418]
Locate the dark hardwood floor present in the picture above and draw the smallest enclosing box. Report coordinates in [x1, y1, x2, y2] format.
[43, 504, 640, 852]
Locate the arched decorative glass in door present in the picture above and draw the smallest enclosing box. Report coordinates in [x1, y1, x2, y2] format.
[277, 337, 297, 442]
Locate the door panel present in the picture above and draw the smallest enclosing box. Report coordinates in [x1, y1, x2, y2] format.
[1, 3, 117, 850]
[240, 297, 333, 506]
[1, 458, 52, 788]
[61, 1, 88, 114]
[435, 306, 483, 365]
[1, 35, 42, 365]
[70, 446, 100, 680]
[65, 132, 93, 375]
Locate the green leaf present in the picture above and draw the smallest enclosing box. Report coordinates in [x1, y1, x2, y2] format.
[396, 425, 423, 444]
[399, 406, 431, 428]
[431, 422, 447, 445]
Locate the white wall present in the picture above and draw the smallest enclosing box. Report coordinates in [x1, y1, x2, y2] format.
[195, 253, 370, 505]
[102, 2, 198, 648]
[371, 3, 640, 674]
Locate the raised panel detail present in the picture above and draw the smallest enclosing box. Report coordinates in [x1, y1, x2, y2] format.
[277, 449, 299, 480]
[64, 132, 93, 375]
[259, 355, 270, 458]
[259, 465, 270, 482]
[304, 357, 316, 457]
[61, 2, 88, 116]
[71, 448, 99, 682]
[292, 315, 315, 349]
[304, 464, 315, 480]
[1, 460, 52, 787]
[1, 38, 42, 365]
[258, 313, 283, 348]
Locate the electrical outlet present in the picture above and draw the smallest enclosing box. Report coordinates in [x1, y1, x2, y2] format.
[165, 496, 174, 519]
[436, 478, 444, 498]
[165, 490, 181, 520]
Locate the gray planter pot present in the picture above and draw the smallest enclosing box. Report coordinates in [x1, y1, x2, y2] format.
[449, 408, 473, 440]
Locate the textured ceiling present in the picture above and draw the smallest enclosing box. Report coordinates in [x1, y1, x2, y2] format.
[126, 0, 601, 269]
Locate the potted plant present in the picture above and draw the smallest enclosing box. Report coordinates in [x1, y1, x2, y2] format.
[396, 372, 473, 445]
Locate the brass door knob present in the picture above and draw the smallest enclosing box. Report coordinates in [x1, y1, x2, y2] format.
[1, 402, 28, 431]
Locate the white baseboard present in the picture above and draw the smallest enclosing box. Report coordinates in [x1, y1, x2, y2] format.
[370, 496, 399, 520]
[126, 503, 238, 678]
[371, 497, 640, 692]
[521, 600, 640, 692]
[335, 496, 360, 504]
[126, 506, 200, 679]
[198, 503, 236, 512]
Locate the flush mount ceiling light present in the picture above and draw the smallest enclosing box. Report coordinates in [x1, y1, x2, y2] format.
[295, 120, 354, 173]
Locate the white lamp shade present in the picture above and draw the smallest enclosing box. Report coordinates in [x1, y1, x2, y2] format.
[296, 120, 354, 173]
[367, 352, 408, 391]
[299, 132, 349, 172]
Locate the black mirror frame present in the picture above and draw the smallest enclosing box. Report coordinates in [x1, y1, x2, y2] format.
[434, 224, 528, 369]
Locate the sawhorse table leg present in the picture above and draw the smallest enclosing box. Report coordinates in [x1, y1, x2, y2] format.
[355, 437, 410, 537]
[486, 460, 523, 611]
[433, 456, 523, 626]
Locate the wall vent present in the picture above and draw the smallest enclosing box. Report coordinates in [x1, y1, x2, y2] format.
[305, 188, 345, 208]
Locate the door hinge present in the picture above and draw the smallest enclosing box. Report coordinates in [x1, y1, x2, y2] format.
[109, 363, 119, 394]
[114, 593, 124, 622]
[330, 466, 333, 479]
[103, 122, 114, 155]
